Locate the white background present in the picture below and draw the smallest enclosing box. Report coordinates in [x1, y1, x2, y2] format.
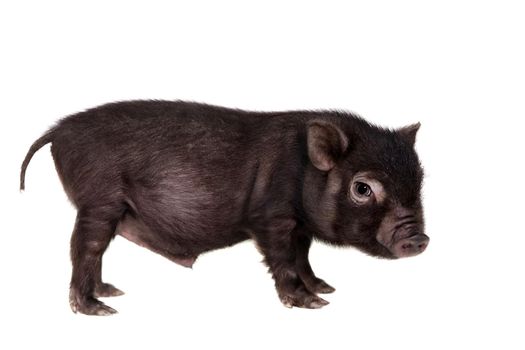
[1, 1, 524, 349]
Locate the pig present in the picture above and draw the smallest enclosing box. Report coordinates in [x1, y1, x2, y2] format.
[20, 100, 428, 315]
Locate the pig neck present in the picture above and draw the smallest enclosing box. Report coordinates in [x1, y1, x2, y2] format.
[302, 165, 344, 244]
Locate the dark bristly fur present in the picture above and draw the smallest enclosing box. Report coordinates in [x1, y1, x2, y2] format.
[21, 100, 428, 315]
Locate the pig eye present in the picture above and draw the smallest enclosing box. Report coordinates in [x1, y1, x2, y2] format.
[350, 173, 385, 205]
[350, 179, 377, 205]
[355, 182, 372, 197]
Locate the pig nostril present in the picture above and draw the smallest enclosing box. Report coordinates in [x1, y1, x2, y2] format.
[402, 243, 413, 250]
[398, 234, 429, 256]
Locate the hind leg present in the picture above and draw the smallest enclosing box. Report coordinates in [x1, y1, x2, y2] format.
[69, 205, 124, 315]
[92, 220, 124, 298]
[93, 258, 125, 298]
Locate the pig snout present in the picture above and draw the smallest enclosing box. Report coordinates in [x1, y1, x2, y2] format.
[392, 232, 429, 258]
[376, 207, 428, 259]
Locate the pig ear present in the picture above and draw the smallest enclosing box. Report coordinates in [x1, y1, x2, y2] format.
[307, 120, 349, 171]
[398, 122, 421, 146]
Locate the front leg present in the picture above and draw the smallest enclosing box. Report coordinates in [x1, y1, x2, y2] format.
[295, 232, 336, 294]
[253, 219, 329, 309]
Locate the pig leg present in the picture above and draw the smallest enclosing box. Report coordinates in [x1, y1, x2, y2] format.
[295, 233, 335, 294]
[93, 260, 125, 298]
[92, 219, 125, 298]
[254, 219, 330, 309]
[68, 206, 123, 316]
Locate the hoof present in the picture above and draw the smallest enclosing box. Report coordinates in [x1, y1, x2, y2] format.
[279, 287, 330, 309]
[306, 278, 336, 294]
[94, 283, 125, 298]
[70, 289, 118, 316]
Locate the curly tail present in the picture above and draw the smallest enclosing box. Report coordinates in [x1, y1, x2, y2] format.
[20, 128, 56, 191]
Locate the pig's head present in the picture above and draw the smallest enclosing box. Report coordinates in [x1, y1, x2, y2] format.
[303, 116, 428, 259]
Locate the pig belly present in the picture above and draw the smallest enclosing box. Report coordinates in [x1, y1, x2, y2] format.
[115, 213, 197, 268]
